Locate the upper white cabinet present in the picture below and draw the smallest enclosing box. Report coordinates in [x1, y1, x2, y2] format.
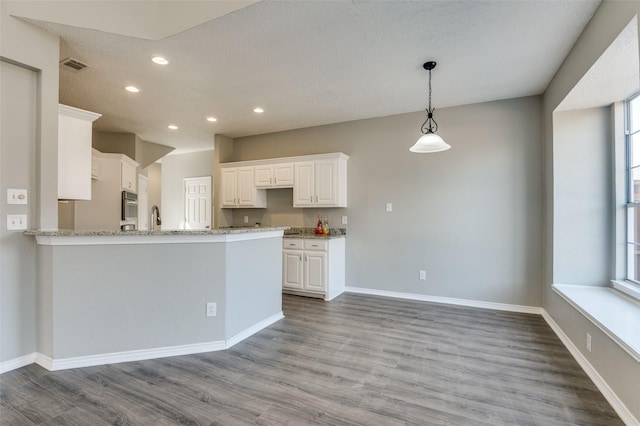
[120, 156, 138, 192]
[58, 104, 101, 200]
[220, 152, 348, 209]
[293, 156, 347, 208]
[221, 166, 267, 208]
[255, 163, 294, 188]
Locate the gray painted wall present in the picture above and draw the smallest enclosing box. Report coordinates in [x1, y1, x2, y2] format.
[161, 150, 215, 229]
[0, 61, 38, 363]
[0, 4, 59, 365]
[40, 243, 227, 358]
[227, 96, 543, 307]
[225, 237, 283, 338]
[542, 1, 640, 419]
[553, 107, 612, 285]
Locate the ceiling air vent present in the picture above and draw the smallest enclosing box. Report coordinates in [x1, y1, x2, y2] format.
[60, 57, 88, 71]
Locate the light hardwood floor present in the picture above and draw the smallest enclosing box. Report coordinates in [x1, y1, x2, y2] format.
[0, 293, 623, 425]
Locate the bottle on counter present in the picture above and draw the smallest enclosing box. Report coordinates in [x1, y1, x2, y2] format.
[323, 215, 329, 235]
[315, 215, 323, 234]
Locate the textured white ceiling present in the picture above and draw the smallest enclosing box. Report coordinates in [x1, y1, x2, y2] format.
[15, 0, 602, 154]
[557, 16, 639, 112]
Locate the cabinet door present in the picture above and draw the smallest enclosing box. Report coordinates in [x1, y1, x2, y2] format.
[315, 159, 338, 206]
[58, 105, 100, 200]
[254, 165, 273, 187]
[121, 162, 137, 192]
[283, 250, 304, 290]
[237, 166, 256, 206]
[273, 163, 294, 187]
[305, 250, 327, 292]
[293, 162, 314, 207]
[221, 168, 238, 207]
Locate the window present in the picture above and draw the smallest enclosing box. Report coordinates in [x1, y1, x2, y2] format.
[626, 93, 640, 283]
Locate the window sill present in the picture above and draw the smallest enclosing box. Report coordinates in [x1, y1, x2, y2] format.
[552, 284, 640, 362]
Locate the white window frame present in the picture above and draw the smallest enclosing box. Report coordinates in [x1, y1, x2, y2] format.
[624, 92, 640, 294]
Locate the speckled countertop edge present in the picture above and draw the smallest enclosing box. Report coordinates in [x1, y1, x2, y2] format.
[25, 226, 289, 237]
[283, 227, 346, 239]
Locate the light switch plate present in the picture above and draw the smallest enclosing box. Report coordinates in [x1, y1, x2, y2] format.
[341, 216, 348, 225]
[7, 214, 27, 230]
[385, 203, 393, 212]
[7, 189, 27, 205]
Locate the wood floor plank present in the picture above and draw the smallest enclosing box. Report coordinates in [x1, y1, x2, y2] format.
[0, 293, 624, 425]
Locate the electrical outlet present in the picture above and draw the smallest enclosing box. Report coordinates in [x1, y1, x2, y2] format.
[341, 216, 348, 225]
[7, 214, 27, 230]
[206, 302, 217, 317]
[586, 333, 592, 352]
[385, 203, 393, 212]
[419, 270, 426, 280]
[243, 215, 248, 223]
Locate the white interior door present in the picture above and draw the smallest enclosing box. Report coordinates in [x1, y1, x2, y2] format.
[185, 176, 212, 229]
[137, 174, 149, 230]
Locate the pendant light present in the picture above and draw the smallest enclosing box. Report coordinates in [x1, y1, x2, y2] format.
[410, 61, 451, 153]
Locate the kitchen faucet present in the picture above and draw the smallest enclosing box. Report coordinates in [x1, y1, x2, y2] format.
[150, 205, 161, 231]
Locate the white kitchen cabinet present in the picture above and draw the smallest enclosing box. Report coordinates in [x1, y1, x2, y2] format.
[220, 166, 266, 208]
[255, 163, 294, 188]
[282, 237, 345, 301]
[91, 149, 101, 180]
[120, 156, 138, 192]
[58, 104, 101, 200]
[293, 155, 348, 208]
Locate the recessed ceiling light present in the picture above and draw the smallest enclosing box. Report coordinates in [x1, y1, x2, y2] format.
[151, 56, 169, 65]
[253, 107, 264, 113]
[125, 86, 140, 93]
[168, 125, 178, 130]
[206, 116, 217, 122]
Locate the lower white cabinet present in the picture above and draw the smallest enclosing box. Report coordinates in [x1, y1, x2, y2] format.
[282, 237, 345, 301]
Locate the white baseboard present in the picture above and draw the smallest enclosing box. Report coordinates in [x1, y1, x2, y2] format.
[3, 311, 285, 373]
[0, 352, 36, 374]
[226, 311, 284, 348]
[345, 286, 543, 314]
[541, 311, 638, 426]
[39, 341, 227, 371]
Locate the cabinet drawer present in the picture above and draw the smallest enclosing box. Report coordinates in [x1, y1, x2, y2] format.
[283, 239, 304, 249]
[304, 239, 328, 251]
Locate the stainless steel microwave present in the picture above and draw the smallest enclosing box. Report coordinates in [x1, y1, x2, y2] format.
[121, 191, 137, 221]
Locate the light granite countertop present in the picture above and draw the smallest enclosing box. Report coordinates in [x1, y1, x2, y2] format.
[283, 227, 346, 240]
[25, 226, 289, 237]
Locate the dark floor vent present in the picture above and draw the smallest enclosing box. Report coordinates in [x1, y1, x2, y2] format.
[60, 57, 88, 71]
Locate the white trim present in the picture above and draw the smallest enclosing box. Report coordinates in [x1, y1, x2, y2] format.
[23, 312, 284, 372]
[345, 286, 543, 314]
[59, 104, 101, 122]
[226, 311, 284, 348]
[611, 279, 640, 301]
[0, 352, 36, 374]
[40, 341, 227, 371]
[552, 284, 640, 362]
[220, 152, 349, 169]
[33, 230, 284, 246]
[541, 311, 638, 426]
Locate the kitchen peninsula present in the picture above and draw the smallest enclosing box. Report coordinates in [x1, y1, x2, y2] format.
[27, 227, 286, 371]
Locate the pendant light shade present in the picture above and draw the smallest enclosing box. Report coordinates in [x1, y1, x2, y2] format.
[410, 61, 450, 153]
[409, 132, 451, 153]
